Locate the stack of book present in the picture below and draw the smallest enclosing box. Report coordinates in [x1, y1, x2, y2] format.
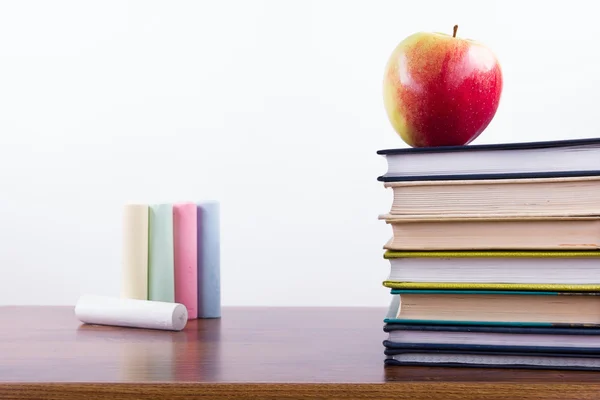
[377, 137, 600, 370]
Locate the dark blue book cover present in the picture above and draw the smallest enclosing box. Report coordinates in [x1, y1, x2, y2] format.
[384, 348, 600, 370]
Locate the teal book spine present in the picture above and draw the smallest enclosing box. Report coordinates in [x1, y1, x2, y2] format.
[148, 204, 175, 302]
[197, 201, 221, 318]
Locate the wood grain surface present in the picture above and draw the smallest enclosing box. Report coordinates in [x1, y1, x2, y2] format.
[1, 306, 599, 399]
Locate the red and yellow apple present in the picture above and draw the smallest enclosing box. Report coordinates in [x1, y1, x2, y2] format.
[383, 26, 502, 147]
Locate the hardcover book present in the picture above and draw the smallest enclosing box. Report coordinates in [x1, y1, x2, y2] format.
[382, 176, 600, 217]
[380, 216, 600, 250]
[382, 250, 600, 291]
[377, 136, 600, 182]
[383, 323, 600, 352]
[384, 348, 600, 370]
[384, 291, 600, 327]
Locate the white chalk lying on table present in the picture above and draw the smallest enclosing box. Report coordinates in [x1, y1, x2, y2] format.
[74, 294, 188, 331]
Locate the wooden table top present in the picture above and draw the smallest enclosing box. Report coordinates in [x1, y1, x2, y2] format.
[1, 306, 600, 399]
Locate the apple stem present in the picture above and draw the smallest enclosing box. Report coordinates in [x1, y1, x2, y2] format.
[453, 25, 458, 37]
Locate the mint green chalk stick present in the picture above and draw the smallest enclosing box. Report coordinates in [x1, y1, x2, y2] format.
[148, 204, 175, 302]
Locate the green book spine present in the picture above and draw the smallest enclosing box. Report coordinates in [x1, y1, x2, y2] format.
[390, 289, 564, 295]
[148, 204, 175, 302]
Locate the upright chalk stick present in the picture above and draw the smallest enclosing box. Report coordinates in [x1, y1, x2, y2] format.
[148, 204, 175, 303]
[173, 203, 198, 319]
[197, 201, 221, 318]
[75, 294, 188, 331]
[121, 204, 149, 300]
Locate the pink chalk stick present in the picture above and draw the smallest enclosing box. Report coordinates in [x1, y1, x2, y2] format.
[173, 203, 198, 319]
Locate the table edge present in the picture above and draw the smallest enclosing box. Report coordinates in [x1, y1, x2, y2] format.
[1, 382, 600, 400]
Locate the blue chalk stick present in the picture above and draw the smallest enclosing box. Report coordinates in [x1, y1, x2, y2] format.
[197, 201, 221, 318]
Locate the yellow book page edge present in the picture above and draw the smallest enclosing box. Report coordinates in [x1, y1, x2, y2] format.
[383, 250, 600, 258]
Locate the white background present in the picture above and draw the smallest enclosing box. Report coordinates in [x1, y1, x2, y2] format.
[0, 0, 597, 306]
